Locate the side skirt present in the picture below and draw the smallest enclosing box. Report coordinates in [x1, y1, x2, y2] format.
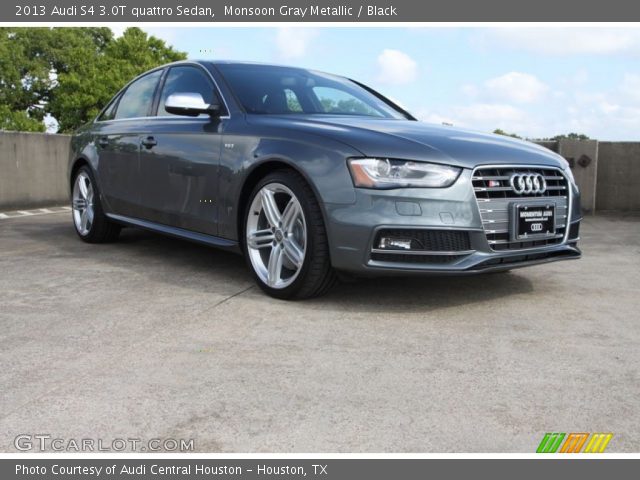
[106, 213, 241, 252]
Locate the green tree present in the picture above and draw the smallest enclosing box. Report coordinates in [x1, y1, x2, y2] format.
[549, 132, 591, 141]
[0, 27, 186, 133]
[493, 128, 522, 139]
[0, 28, 60, 132]
[0, 105, 45, 132]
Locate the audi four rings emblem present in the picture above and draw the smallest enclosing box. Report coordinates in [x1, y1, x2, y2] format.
[509, 173, 547, 194]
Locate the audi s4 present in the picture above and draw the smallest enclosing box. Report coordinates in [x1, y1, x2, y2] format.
[69, 61, 582, 299]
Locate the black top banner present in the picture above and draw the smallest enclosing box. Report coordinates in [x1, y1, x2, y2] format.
[4, 0, 640, 22]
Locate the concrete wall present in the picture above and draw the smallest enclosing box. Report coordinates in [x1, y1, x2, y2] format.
[535, 140, 558, 153]
[556, 139, 599, 213]
[596, 142, 640, 211]
[534, 139, 599, 213]
[0, 132, 71, 210]
[0, 131, 639, 212]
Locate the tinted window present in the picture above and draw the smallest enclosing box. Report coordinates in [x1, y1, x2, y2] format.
[114, 70, 162, 120]
[284, 89, 303, 112]
[158, 66, 216, 117]
[313, 86, 379, 116]
[216, 64, 406, 119]
[98, 96, 119, 121]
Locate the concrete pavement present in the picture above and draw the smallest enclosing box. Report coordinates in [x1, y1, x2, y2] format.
[1, 212, 639, 452]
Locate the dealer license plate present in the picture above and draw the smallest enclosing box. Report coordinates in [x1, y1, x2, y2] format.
[514, 204, 556, 239]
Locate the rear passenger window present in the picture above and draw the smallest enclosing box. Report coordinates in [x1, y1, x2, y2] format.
[158, 66, 217, 117]
[114, 70, 162, 120]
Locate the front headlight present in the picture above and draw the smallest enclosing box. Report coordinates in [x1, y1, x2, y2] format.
[347, 158, 461, 189]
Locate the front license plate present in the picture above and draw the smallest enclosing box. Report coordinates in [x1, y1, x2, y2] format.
[515, 204, 555, 239]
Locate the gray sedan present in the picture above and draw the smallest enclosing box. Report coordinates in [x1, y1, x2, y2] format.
[69, 61, 581, 299]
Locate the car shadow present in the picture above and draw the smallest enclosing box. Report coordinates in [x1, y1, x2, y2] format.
[315, 272, 533, 313]
[19, 218, 534, 313]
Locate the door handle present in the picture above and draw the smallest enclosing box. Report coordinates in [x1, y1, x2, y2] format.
[141, 136, 157, 149]
[97, 137, 109, 148]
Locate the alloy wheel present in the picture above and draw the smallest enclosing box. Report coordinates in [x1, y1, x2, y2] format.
[72, 171, 95, 236]
[246, 183, 307, 289]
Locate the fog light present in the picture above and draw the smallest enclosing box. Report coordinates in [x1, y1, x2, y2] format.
[378, 237, 413, 250]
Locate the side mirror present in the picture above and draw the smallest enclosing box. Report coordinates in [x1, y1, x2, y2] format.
[164, 92, 220, 117]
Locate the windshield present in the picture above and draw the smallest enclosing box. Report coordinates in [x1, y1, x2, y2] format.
[216, 64, 408, 119]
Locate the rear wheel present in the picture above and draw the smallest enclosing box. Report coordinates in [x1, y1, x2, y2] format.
[243, 170, 336, 299]
[71, 166, 120, 243]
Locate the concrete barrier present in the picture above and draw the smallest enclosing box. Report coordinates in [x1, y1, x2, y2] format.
[0, 132, 71, 210]
[596, 142, 640, 211]
[556, 139, 599, 213]
[0, 131, 639, 212]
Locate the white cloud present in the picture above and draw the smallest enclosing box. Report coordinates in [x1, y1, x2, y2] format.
[275, 28, 318, 60]
[461, 72, 548, 105]
[483, 72, 549, 104]
[376, 49, 418, 85]
[488, 28, 640, 56]
[416, 103, 532, 133]
[414, 109, 456, 126]
[562, 76, 640, 137]
[451, 103, 527, 128]
[402, 68, 640, 140]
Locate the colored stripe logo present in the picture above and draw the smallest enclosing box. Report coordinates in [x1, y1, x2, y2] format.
[537, 433, 613, 453]
[537, 433, 565, 453]
[584, 433, 614, 453]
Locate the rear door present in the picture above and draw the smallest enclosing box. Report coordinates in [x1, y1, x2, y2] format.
[95, 69, 163, 218]
[138, 65, 226, 235]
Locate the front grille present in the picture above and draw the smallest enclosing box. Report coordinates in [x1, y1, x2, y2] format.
[472, 167, 569, 251]
[374, 229, 471, 252]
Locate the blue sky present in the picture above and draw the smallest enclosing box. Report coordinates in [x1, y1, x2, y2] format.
[128, 27, 640, 140]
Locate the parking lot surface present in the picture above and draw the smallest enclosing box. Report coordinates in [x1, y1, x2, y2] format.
[1, 211, 639, 452]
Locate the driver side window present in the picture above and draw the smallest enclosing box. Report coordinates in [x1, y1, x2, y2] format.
[114, 70, 162, 120]
[157, 66, 218, 117]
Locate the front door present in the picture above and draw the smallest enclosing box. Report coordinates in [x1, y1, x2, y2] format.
[138, 65, 225, 236]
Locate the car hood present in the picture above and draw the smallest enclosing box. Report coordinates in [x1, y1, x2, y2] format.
[247, 115, 566, 169]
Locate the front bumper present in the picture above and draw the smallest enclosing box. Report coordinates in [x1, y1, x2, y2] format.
[325, 168, 582, 276]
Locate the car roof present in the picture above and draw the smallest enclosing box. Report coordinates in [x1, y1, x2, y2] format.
[166, 59, 342, 78]
[198, 59, 311, 68]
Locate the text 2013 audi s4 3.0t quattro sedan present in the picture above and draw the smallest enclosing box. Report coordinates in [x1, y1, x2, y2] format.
[69, 61, 582, 299]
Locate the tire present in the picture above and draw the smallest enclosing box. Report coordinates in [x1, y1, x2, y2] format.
[71, 165, 121, 243]
[243, 169, 336, 299]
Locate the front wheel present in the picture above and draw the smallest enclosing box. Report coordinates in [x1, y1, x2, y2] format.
[243, 170, 336, 299]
